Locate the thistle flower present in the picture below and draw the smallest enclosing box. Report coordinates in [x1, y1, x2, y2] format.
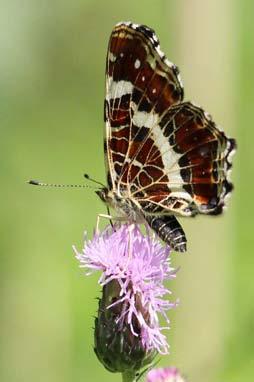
[146, 367, 187, 382]
[73, 224, 177, 376]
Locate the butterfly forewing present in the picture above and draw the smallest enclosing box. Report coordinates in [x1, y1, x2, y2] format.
[104, 22, 184, 191]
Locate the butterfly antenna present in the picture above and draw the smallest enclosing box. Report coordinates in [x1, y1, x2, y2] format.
[27, 179, 96, 189]
[84, 173, 105, 188]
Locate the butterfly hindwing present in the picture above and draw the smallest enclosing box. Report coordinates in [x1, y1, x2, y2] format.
[129, 102, 236, 217]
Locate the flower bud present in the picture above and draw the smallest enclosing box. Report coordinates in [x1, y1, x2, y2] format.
[94, 279, 157, 373]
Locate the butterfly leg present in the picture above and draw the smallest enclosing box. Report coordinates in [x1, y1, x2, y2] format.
[145, 215, 187, 252]
[95, 214, 127, 233]
[127, 222, 135, 259]
[120, 223, 135, 274]
[96, 213, 113, 233]
[107, 205, 114, 229]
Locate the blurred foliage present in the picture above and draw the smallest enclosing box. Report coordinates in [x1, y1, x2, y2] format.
[0, 1, 253, 382]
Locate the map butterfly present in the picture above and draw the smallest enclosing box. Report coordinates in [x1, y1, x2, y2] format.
[96, 22, 236, 252]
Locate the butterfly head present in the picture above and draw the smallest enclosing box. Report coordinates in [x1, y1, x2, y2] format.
[96, 187, 143, 223]
[96, 188, 126, 207]
[96, 187, 111, 203]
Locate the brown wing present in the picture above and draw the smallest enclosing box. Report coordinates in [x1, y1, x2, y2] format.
[129, 102, 236, 216]
[104, 22, 184, 190]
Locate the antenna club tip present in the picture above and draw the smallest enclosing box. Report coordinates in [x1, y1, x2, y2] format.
[27, 180, 40, 185]
[84, 173, 89, 179]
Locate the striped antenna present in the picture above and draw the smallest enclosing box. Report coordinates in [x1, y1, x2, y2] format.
[27, 179, 96, 189]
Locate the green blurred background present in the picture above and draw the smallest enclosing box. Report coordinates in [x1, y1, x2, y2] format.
[1, 1, 253, 381]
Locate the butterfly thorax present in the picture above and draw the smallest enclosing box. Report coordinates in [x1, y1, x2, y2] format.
[96, 188, 143, 223]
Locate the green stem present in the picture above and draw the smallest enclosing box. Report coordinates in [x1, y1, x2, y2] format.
[121, 370, 137, 382]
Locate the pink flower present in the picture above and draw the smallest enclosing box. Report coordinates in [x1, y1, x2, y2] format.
[146, 367, 187, 382]
[73, 224, 178, 355]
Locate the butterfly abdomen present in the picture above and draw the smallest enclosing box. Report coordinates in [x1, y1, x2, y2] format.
[145, 215, 187, 252]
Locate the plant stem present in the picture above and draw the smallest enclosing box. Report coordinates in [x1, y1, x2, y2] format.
[122, 370, 137, 382]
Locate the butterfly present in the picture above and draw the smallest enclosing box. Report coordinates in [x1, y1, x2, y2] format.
[96, 21, 236, 252]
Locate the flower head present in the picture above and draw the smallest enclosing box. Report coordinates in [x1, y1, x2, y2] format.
[73, 223, 178, 373]
[146, 367, 187, 382]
